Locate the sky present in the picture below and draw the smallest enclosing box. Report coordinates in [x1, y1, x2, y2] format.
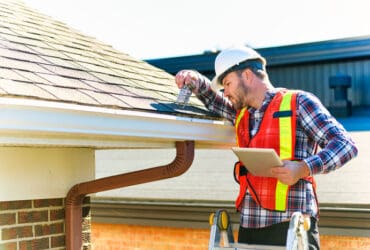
[22, 0, 370, 60]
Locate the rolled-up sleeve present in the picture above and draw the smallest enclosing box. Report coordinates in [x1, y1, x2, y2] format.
[196, 74, 236, 122]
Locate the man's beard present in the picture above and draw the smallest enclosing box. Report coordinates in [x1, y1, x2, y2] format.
[232, 78, 249, 110]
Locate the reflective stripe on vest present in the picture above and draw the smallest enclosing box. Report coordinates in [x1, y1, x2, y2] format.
[234, 91, 295, 211]
[275, 91, 292, 211]
[235, 107, 247, 147]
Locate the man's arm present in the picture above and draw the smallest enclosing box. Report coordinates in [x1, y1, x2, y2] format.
[271, 91, 358, 185]
[175, 70, 236, 122]
[298, 91, 358, 175]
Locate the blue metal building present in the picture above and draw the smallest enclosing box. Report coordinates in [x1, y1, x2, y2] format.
[147, 36, 370, 109]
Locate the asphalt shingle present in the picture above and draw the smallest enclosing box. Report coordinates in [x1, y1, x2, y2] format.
[37, 84, 99, 105]
[0, 68, 29, 81]
[0, 78, 56, 99]
[0, 0, 219, 118]
[14, 70, 51, 84]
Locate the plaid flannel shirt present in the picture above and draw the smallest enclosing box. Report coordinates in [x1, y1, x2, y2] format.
[196, 75, 358, 228]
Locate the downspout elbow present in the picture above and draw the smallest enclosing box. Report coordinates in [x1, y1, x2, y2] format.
[162, 140, 195, 178]
[66, 140, 195, 250]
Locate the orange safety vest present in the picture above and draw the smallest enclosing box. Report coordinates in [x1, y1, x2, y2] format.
[234, 90, 315, 211]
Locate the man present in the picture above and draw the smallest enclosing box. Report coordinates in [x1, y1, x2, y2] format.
[175, 46, 358, 249]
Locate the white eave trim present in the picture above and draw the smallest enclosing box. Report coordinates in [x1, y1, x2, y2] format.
[0, 97, 235, 148]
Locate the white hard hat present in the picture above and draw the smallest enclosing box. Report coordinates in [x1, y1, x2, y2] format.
[212, 46, 266, 86]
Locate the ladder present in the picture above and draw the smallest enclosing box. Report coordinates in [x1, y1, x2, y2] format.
[208, 210, 310, 250]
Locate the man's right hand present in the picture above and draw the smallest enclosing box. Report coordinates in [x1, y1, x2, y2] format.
[175, 70, 201, 93]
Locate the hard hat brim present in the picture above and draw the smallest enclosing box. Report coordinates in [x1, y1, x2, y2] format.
[213, 46, 266, 89]
[211, 75, 223, 91]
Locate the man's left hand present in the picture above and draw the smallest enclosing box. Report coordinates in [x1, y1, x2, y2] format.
[270, 160, 310, 185]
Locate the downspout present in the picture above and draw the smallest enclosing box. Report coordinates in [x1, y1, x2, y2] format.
[65, 140, 195, 250]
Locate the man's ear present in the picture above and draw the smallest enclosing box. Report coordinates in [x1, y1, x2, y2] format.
[242, 68, 254, 83]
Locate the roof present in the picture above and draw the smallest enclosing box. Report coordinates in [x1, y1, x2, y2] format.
[147, 35, 370, 75]
[0, 0, 234, 148]
[260, 36, 370, 66]
[0, 0, 218, 118]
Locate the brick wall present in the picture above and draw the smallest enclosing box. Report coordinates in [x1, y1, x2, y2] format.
[92, 223, 209, 250]
[320, 235, 370, 250]
[0, 198, 91, 250]
[91, 223, 370, 250]
[81, 199, 92, 250]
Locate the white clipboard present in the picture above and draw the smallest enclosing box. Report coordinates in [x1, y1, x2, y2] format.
[231, 147, 283, 177]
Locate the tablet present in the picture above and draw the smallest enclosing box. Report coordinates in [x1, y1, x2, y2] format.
[231, 147, 283, 177]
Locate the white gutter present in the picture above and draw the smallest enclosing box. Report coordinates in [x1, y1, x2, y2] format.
[0, 97, 235, 148]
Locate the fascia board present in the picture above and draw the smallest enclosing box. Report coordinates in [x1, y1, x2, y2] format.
[0, 98, 235, 148]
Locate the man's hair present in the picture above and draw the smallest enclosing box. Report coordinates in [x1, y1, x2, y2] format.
[218, 58, 267, 84]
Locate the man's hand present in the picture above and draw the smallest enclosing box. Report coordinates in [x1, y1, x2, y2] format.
[175, 70, 201, 93]
[270, 160, 311, 185]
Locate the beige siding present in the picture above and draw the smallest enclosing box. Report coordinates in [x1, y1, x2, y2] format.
[95, 148, 238, 201]
[315, 131, 370, 204]
[95, 131, 369, 204]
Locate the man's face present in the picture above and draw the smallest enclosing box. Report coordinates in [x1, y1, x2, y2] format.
[222, 71, 249, 110]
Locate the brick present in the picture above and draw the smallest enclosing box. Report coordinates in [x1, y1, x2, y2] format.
[83, 196, 91, 204]
[91, 223, 210, 250]
[82, 231, 91, 244]
[19, 237, 49, 250]
[0, 200, 32, 211]
[82, 243, 92, 250]
[2, 225, 33, 240]
[82, 205, 91, 218]
[51, 235, 65, 248]
[50, 208, 65, 221]
[34, 198, 63, 208]
[35, 222, 64, 236]
[18, 210, 48, 224]
[0, 242, 17, 250]
[0, 213, 16, 225]
[82, 220, 91, 233]
[321, 235, 370, 250]
[82, 208, 91, 248]
[91, 222, 370, 250]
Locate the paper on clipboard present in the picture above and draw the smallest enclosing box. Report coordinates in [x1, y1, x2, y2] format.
[231, 147, 283, 177]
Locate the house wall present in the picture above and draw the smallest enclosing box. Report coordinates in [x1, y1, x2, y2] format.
[90, 197, 370, 249]
[314, 131, 369, 203]
[0, 198, 65, 249]
[0, 197, 91, 250]
[0, 147, 95, 201]
[91, 223, 370, 250]
[0, 147, 95, 249]
[95, 148, 239, 201]
[95, 131, 369, 204]
[93, 131, 369, 249]
[91, 224, 210, 250]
